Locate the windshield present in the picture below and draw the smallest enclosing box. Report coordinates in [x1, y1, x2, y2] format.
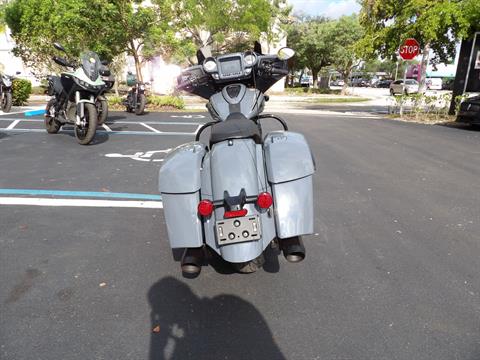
[80, 51, 100, 81]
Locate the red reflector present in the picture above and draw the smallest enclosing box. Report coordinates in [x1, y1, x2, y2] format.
[257, 192, 273, 209]
[224, 209, 248, 218]
[198, 200, 214, 216]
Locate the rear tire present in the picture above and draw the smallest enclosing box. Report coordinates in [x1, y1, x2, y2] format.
[390, 88, 395, 96]
[232, 253, 265, 274]
[74, 103, 97, 145]
[44, 99, 61, 134]
[96, 98, 108, 125]
[135, 94, 146, 115]
[2, 91, 12, 113]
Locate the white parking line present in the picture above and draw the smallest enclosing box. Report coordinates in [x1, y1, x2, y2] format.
[102, 124, 113, 132]
[6, 119, 20, 130]
[140, 122, 162, 133]
[0, 197, 163, 208]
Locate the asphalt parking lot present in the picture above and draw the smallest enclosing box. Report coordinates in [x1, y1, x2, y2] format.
[1, 109, 480, 360]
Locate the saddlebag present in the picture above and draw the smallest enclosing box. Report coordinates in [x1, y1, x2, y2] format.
[264, 131, 315, 238]
[158, 142, 206, 248]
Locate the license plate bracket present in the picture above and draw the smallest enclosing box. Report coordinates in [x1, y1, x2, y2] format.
[215, 215, 262, 246]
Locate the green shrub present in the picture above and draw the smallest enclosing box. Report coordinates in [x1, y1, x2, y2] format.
[285, 87, 340, 95]
[107, 95, 123, 106]
[31, 86, 46, 95]
[147, 95, 185, 109]
[12, 78, 32, 106]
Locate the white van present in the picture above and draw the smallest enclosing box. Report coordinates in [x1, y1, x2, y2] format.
[426, 78, 442, 90]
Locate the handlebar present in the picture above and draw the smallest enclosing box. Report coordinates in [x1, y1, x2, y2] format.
[53, 56, 75, 68]
[176, 78, 193, 91]
[270, 67, 289, 76]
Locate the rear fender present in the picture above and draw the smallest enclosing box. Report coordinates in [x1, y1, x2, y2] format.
[201, 140, 276, 263]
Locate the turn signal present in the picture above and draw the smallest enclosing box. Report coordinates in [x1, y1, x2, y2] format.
[198, 200, 214, 216]
[257, 192, 273, 209]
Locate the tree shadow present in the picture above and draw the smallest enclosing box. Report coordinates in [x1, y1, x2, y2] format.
[439, 122, 480, 132]
[107, 114, 129, 121]
[148, 277, 286, 360]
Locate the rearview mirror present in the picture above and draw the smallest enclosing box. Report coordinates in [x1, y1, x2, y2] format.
[277, 47, 295, 61]
[53, 42, 66, 53]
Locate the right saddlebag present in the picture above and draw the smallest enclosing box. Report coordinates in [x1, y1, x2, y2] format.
[264, 131, 315, 239]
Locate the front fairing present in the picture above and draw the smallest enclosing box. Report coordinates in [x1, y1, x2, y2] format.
[62, 68, 105, 92]
[2, 75, 12, 87]
[80, 51, 101, 81]
[177, 53, 288, 100]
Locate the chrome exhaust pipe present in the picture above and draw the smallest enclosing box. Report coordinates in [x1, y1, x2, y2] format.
[181, 247, 204, 276]
[280, 237, 305, 263]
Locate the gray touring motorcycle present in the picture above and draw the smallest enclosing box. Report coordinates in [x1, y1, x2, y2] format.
[159, 45, 315, 275]
[45, 43, 106, 145]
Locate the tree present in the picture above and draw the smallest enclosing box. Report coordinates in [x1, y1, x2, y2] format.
[156, 0, 289, 55]
[4, 0, 177, 81]
[328, 15, 364, 95]
[287, 18, 334, 87]
[357, 0, 473, 93]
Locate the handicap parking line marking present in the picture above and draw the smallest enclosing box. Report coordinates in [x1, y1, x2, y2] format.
[0, 118, 205, 126]
[0, 106, 46, 117]
[6, 119, 20, 130]
[0, 128, 195, 136]
[0, 188, 162, 200]
[110, 121, 203, 126]
[140, 122, 162, 133]
[0, 197, 163, 208]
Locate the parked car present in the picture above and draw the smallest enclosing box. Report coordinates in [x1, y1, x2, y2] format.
[300, 75, 312, 87]
[390, 79, 419, 95]
[442, 78, 454, 90]
[350, 78, 370, 87]
[374, 79, 393, 88]
[330, 79, 344, 86]
[457, 95, 480, 126]
[426, 77, 442, 90]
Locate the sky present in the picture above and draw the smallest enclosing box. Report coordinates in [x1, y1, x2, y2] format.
[287, 0, 361, 19]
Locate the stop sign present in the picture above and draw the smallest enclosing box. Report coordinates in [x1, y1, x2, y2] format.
[399, 38, 420, 60]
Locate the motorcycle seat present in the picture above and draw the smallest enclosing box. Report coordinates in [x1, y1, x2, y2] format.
[209, 113, 262, 146]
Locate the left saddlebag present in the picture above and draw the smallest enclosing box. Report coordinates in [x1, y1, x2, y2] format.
[159, 142, 206, 248]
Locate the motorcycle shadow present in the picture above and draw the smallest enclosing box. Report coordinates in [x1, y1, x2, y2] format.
[147, 276, 286, 360]
[63, 129, 109, 145]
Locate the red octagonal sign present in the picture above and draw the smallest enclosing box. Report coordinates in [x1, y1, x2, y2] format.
[399, 38, 420, 60]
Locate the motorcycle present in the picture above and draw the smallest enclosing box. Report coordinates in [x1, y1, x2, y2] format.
[123, 72, 147, 115]
[0, 73, 13, 113]
[96, 63, 115, 125]
[44, 43, 105, 145]
[159, 44, 316, 275]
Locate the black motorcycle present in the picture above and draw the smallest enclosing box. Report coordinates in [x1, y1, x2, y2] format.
[96, 64, 115, 125]
[123, 72, 147, 115]
[45, 43, 106, 145]
[0, 73, 13, 113]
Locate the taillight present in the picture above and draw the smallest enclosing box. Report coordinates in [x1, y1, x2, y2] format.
[257, 192, 273, 209]
[224, 209, 248, 218]
[198, 199, 214, 216]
